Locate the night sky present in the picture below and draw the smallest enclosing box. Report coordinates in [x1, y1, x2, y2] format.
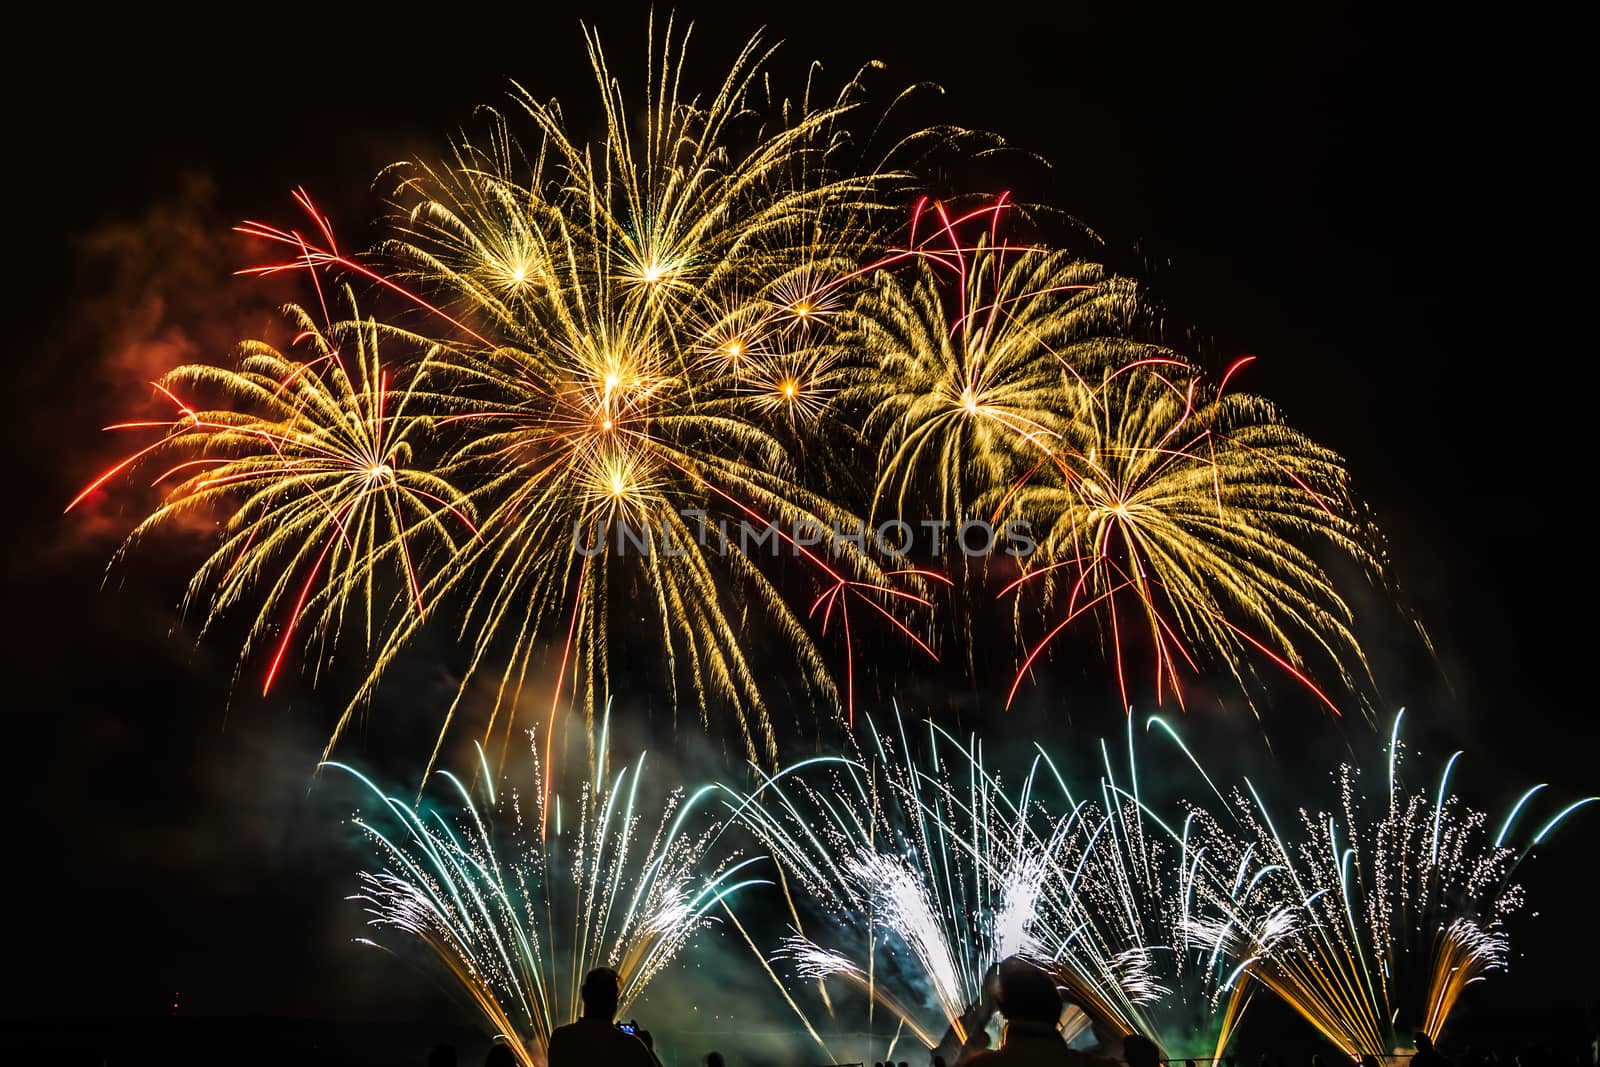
[3, 0, 1594, 1058]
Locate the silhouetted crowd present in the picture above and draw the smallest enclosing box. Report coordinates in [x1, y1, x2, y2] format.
[426, 960, 1600, 1067]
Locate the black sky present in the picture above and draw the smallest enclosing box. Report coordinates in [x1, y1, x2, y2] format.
[3, 0, 1595, 1054]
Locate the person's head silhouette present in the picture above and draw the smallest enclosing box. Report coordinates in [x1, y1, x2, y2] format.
[993, 957, 1061, 1024]
[1418, 1034, 1436, 1054]
[483, 1045, 515, 1067]
[1125, 1034, 1162, 1067]
[580, 967, 622, 1021]
[1362, 1055, 1382, 1067]
[428, 1044, 457, 1067]
[704, 1053, 725, 1067]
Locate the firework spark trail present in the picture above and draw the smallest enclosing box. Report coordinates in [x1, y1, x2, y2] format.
[1195, 710, 1596, 1056]
[330, 708, 764, 1066]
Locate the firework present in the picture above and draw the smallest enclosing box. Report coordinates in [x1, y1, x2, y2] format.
[81, 19, 953, 773]
[68, 295, 474, 692]
[1002, 358, 1379, 715]
[719, 708, 1591, 1062]
[75, 16, 1403, 773]
[832, 195, 1383, 714]
[718, 710, 1142, 1062]
[1200, 710, 1595, 1056]
[330, 709, 763, 1066]
[1020, 717, 1291, 1062]
[837, 196, 1150, 526]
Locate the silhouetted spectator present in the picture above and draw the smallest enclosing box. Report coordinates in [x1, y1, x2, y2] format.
[428, 1044, 458, 1067]
[1362, 1054, 1382, 1067]
[959, 957, 1109, 1066]
[704, 1053, 725, 1067]
[1415, 1033, 1455, 1067]
[1187, 1058, 1198, 1067]
[547, 968, 655, 1067]
[484, 1045, 516, 1067]
[1125, 1035, 1162, 1067]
